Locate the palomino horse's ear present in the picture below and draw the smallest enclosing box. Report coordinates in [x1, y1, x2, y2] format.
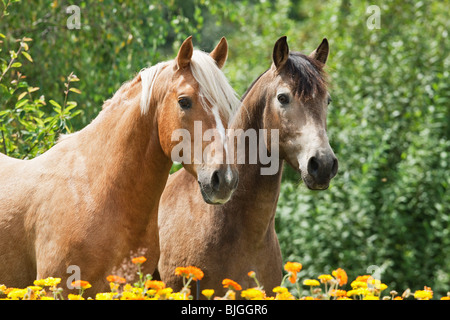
[176, 36, 194, 70]
[273, 36, 289, 70]
[309, 38, 329, 65]
[209, 37, 228, 69]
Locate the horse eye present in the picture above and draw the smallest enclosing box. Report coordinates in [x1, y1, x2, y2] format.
[178, 97, 192, 109]
[277, 93, 290, 105]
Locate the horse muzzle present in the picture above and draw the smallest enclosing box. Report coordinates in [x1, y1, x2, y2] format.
[197, 166, 239, 205]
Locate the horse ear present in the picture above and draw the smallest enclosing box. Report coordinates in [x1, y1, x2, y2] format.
[273, 36, 289, 70]
[210, 37, 228, 69]
[309, 38, 329, 65]
[176, 36, 194, 70]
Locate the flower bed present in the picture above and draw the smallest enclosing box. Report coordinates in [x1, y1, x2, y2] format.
[1, 256, 448, 300]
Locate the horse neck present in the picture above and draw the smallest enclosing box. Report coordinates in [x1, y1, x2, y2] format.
[222, 76, 284, 241]
[75, 76, 172, 216]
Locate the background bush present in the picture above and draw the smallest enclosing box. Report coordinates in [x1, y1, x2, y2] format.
[1, 0, 448, 296]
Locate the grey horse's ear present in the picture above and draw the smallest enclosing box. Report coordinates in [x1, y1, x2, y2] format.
[176, 36, 193, 70]
[273, 36, 289, 70]
[309, 38, 329, 65]
[210, 37, 228, 69]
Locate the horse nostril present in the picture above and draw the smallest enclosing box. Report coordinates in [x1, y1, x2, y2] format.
[331, 158, 338, 178]
[307, 156, 319, 177]
[211, 170, 221, 191]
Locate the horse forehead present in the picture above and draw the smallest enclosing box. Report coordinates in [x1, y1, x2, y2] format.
[173, 67, 198, 86]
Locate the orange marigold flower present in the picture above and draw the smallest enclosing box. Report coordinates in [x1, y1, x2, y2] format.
[222, 279, 242, 291]
[332, 268, 348, 286]
[284, 262, 302, 284]
[284, 262, 302, 273]
[329, 289, 347, 297]
[174, 266, 204, 281]
[248, 271, 256, 278]
[106, 275, 126, 284]
[131, 256, 147, 265]
[71, 280, 92, 289]
[145, 280, 166, 291]
[355, 275, 371, 283]
[288, 273, 297, 284]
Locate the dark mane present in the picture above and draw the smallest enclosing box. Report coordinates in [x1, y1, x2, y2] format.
[241, 52, 327, 102]
[283, 52, 328, 100]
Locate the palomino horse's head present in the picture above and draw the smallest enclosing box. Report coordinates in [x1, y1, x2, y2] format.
[262, 36, 338, 189]
[140, 36, 239, 204]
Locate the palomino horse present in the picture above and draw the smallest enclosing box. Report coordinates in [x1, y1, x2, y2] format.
[158, 37, 338, 297]
[0, 36, 240, 295]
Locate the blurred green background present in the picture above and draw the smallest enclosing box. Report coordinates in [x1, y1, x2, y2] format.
[1, 0, 448, 296]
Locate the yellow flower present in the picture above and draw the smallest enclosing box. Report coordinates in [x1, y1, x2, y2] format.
[363, 295, 379, 300]
[34, 277, 61, 287]
[157, 288, 173, 299]
[440, 296, 450, 300]
[96, 292, 116, 300]
[171, 292, 189, 300]
[275, 291, 295, 300]
[414, 286, 433, 300]
[303, 279, 320, 286]
[121, 289, 146, 300]
[367, 277, 388, 291]
[351, 280, 368, 288]
[347, 288, 370, 297]
[27, 286, 43, 292]
[318, 274, 333, 283]
[241, 288, 265, 300]
[68, 294, 84, 300]
[273, 286, 288, 294]
[7, 288, 27, 300]
[273, 286, 294, 300]
[202, 289, 215, 300]
[300, 296, 317, 300]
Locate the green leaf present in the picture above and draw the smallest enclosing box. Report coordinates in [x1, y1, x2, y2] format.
[15, 98, 29, 109]
[49, 99, 62, 109]
[69, 87, 81, 94]
[11, 62, 22, 68]
[17, 91, 27, 100]
[27, 86, 39, 93]
[21, 51, 33, 62]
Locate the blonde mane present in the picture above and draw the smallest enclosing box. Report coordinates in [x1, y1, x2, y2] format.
[139, 50, 240, 123]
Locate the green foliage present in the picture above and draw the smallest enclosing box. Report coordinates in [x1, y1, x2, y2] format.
[0, 4, 82, 159]
[273, 0, 449, 297]
[1, 0, 448, 297]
